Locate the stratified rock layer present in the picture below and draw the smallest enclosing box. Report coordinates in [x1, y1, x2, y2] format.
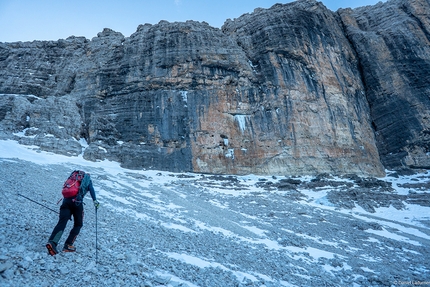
[338, 0, 430, 170]
[221, 0, 383, 176]
[1, 0, 429, 176]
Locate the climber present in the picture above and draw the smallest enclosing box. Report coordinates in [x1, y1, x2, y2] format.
[46, 170, 99, 255]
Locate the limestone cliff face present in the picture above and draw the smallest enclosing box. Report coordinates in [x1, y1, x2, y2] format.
[221, 0, 383, 176]
[337, 0, 430, 170]
[0, 0, 428, 176]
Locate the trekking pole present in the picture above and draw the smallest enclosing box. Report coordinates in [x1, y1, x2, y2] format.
[95, 206, 98, 265]
[18, 194, 59, 214]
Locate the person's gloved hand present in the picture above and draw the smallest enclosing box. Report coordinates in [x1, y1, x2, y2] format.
[93, 200, 100, 209]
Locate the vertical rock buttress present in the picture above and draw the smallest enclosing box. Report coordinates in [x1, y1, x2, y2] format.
[338, 0, 430, 170]
[220, 0, 385, 176]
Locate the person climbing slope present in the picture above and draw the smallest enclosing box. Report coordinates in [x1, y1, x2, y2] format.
[46, 170, 99, 255]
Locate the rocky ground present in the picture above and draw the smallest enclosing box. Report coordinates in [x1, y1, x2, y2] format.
[0, 142, 430, 286]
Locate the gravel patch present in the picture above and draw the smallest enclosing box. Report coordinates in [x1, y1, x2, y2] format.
[1, 158, 429, 286]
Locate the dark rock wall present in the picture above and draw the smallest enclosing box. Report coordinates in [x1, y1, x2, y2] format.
[338, 0, 430, 169]
[0, 0, 428, 176]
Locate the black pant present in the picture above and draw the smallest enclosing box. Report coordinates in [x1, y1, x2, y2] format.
[48, 198, 84, 246]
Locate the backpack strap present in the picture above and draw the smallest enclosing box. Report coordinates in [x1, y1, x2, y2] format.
[73, 173, 90, 206]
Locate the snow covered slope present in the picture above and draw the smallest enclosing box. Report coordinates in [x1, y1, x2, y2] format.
[0, 140, 429, 286]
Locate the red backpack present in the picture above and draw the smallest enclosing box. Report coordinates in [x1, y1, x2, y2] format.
[62, 170, 85, 198]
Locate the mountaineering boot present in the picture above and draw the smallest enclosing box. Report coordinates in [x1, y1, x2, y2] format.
[63, 244, 76, 252]
[46, 241, 58, 256]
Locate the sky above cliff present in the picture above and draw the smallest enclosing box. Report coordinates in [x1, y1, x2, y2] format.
[0, 0, 386, 43]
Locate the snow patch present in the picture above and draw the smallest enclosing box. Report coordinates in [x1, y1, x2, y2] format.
[180, 91, 188, 102]
[234, 115, 247, 132]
